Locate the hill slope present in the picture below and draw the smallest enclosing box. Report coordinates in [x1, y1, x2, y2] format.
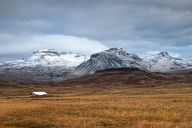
[59, 68, 192, 88]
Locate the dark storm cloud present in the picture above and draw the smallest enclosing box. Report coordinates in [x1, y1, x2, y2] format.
[0, 0, 192, 59]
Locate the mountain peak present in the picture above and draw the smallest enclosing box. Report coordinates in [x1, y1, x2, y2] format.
[103, 48, 132, 56]
[107, 48, 124, 53]
[158, 51, 169, 57]
[143, 51, 190, 72]
[108, 48, 123, 51]
[73, 48, 143, 75]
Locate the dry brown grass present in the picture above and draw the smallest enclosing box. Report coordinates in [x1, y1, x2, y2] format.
[0, 84, 192, 128]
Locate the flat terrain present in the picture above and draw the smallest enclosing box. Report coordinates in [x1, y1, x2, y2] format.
[0, 84, 191, 128]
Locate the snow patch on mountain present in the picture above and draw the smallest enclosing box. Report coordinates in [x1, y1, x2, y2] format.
[0, 49, 89, 68]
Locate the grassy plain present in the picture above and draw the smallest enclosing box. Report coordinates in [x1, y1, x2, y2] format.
[0, 84, 191, 128]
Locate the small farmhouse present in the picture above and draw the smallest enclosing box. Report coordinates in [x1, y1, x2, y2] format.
[31, 92, 47, 98]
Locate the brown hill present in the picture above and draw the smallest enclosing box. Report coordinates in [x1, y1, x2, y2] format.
[55, 68, 192, 88]
[0, 68, 191, 89]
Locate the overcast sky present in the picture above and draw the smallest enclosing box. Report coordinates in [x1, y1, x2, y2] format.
[0, 0, 192, 61]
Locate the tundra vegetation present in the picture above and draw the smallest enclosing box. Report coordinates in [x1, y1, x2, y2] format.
[0, 83, 191, 128]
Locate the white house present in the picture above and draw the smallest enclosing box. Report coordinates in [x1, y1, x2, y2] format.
[31, 92, 48, 98]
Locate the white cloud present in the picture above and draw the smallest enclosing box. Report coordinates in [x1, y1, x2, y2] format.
[0, 34, 108, 55]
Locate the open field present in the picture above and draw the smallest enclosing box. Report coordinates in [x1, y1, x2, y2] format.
[0, 84, 191, 128]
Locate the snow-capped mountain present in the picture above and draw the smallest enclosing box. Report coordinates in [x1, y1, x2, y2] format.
[0, 49, 89, 82]
[143, 51, 192, 72]
[1, 49, 89, 68]
[186, 57, 192, 62]
[72, 48, 144, 75]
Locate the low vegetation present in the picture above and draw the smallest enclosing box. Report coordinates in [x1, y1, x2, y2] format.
[0, 84, 191, 128]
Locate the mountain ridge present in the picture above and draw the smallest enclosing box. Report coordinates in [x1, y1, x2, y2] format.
[0, 48, 192, 82]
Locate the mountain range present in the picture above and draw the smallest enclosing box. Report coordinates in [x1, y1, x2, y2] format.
[0, 48, 192, 82]
[72, 48, 192, 75]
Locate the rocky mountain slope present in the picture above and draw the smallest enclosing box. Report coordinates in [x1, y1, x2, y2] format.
[72, 48, 144, 75]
